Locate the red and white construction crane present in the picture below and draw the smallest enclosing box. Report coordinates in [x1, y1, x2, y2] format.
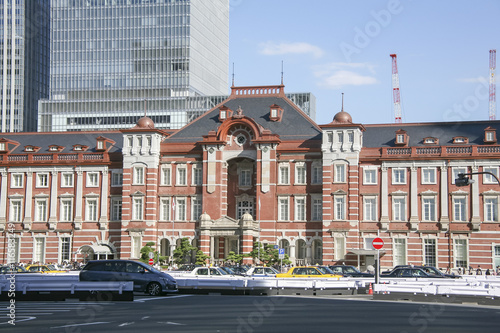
[490, 49, 496, 120]
[390, 54, 402, 123]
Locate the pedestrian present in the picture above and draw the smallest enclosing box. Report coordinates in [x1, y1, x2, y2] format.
[476, 265, 482, 275]
[486, 269, 491, 276]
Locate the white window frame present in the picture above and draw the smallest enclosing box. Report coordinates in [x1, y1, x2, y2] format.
[37, 173, 49, 188]
[363, 168, 377, 185]
[423, 238, 437, 267]
[393, 238, 407, 266]
[132, 196, 144, 221]
[278, 196, 289, 221]
[239, 168, 252, 188]
[192, 196, 202, 221]
[111, 170, 123, 187]
[85, 198, 98, 222]
[110, 197, 122, 221]
[59, 237, 71, 262]
[334, 236, 346, 260]
[33, 237, 45, 263]
[452, 195, 467, 222]
[160, 197, 171, 221]
[131, 235, 142, 259]
[363, 196, 377, 221]
[484, 195, 499, 222]
[421, 168, 436, 184]
[454, 238, 468, 268]
[421, 195, 437, 221]
[10, 199, 22, 222]
[133, 166, 145, 185]
[452, 167, 467, 185]
[294, 196, 306, 221]
[311, 161, 322, 185]
[61, 172, 74, 187]
[161, 165, 172, 186]
[333, 194, 346, 220]
[60, 198, 74, 222]
[35, 199, 48, 222]
[392, 168, 406, 185]
[334, 164, 346, 183]
[278, 163, 290, 185]
[192, 164, 203, 186]
[295, 162, 306, 185]
[483, 166, 499, 184]
[175, 197, 187, 221]
[311, 195, 322, 221]
[176, 165, 187, 186]
[87, 172, 99, 187]
[11, 173, 23, 188]
[392, 196, 406, 221]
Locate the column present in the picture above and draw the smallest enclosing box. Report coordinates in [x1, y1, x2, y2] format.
[440, 166, 450, 230]
[74, 169, 84, 229]
[380, 166, 389, 226]
[99, 169, 109, 230]
[471, 166, 481, 226]
[48, 171, 58, 229]
[289, 244, 296, 265]
[410, 166, 419, 230]
[0, 170, 7, 229]
[23, 171, 33, 230]
[306, 244, 312, 265]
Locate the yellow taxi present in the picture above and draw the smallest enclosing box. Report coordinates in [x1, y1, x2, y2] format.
[25, 264, 67, 273]
[276, 266, 342, 279]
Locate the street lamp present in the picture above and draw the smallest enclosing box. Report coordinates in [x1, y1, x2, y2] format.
[455, 172, 500, 186]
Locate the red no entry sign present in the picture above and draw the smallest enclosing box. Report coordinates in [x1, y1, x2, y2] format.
[372, 237, 384, 250]
[148, 258, 154, 265]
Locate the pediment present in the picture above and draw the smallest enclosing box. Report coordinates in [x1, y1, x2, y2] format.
[213, 215, 240, 228]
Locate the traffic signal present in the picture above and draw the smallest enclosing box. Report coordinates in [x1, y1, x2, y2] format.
[455, 174, 474, 187]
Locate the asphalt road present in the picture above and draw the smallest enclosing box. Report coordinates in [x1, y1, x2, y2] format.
[1, 295, 499, 333]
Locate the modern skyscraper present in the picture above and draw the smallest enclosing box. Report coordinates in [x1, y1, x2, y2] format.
[1, 0, 50, 132]
[38, 0, 230, 132]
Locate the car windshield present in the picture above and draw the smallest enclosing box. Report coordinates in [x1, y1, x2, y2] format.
[316, 266, 335, 274]
[422, 267, 440, 275]
[344, 266, 359, 273]
[47, 265, 58, 270]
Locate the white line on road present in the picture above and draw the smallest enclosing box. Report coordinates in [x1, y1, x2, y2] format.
[119, 322, 135, 326]
[134, 294, 192, 302]
[50, 322, 110, 329]
[157, 321, 186, 326]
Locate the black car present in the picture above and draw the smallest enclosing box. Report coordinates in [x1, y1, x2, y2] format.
[328, 265, 374, 277]
[382, 265, 457, 278]
[80, 260, 178, 296]
[381, 267, 443, 278]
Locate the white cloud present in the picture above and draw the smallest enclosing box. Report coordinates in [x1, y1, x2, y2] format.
[259, 41, 324, 58]
[457, 76, 487, 83]
[314, 62, 378, 89]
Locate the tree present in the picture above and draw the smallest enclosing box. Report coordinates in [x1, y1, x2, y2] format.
[225, 251, 246, 265]
[172, 238, 196, 266]
[195, 250, 210, 265]
[139, 242, 156, 264]
[248, 242, 291, 266]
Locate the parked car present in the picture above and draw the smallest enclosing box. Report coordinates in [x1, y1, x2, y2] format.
[276, 266, 342, 279]
[175, 264, 202, 272]
[0, 265, 30, 274]
[381, 267, 443, 278]
[25, 264, 67, 273]
[226, 265, 249, 276]
[329, 265, 374, 277]
[244, 266, 280, 277]
[79, 260, 178, 296]
[382, 265, 456, 278]
[187, 267, 237, 277]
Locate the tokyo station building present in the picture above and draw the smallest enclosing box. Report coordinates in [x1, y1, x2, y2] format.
[1, 84, 500, 272]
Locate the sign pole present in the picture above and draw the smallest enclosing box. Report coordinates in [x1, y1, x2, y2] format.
[376, 249, 380, 285]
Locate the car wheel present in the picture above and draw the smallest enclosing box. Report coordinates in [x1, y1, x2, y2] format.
[147, 282, 162, 296]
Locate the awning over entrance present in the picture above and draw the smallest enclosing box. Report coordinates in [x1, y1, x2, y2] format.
[78, 244, 114, 255]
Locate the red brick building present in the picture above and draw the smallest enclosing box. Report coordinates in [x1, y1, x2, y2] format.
[1, 84, 500, 272]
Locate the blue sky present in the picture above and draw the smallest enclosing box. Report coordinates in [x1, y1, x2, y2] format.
[228, 0, 500, 126]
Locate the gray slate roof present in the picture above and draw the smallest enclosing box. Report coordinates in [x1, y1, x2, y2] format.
[0, 131, 123, 153]
[363, 121, 500, 147]
[167, 96, 322, 143]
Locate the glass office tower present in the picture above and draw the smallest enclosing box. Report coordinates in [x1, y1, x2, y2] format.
[1, 0, 50, 132]
[39, 0, 229, 132]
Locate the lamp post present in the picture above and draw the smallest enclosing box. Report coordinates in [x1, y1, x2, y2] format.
[455, 172, 500, 186]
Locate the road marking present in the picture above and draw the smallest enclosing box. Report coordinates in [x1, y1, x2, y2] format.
[158, 321, 186, 326]
[0, 317, 37, 325]
[50, 322, 110, 329]
[119, 322, 135, 326]
[134, 294, 192, 302]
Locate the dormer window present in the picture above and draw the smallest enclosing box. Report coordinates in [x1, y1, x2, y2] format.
[269, 104, 283, 122]
[24, 145, 40, 152]
[423, 137, 438, 145]
[395, 129, 408, 146]
[0, 142, 5, 152]
[452, 136, 468, 144]
[73, 145, 88, 152]
[96, 136, 107, 151]
[484, 127, 497, 143]
[49, 145, 63, 152]
[219, 106, 233, 122]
